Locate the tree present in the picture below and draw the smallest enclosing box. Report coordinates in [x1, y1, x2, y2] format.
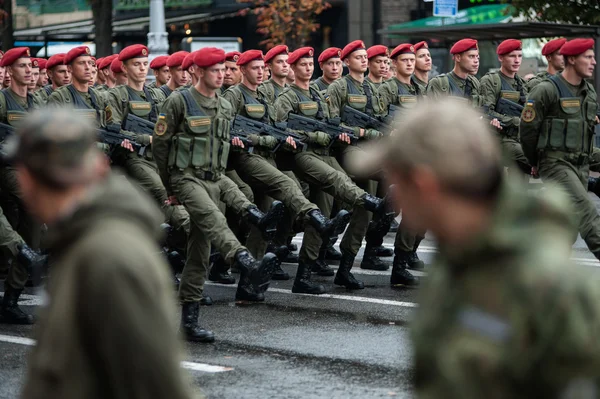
[238, 0, 331, 50]
[0, 0, 13, 51]
[89, 0, 114, 56]
[508, 0, 600, 25]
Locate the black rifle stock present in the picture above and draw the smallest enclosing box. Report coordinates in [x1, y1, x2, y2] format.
[232, 115, 306, 152]
[286, 114, 358, 148]
[496, 97, 524, 118]
[341, 105, 392, 133]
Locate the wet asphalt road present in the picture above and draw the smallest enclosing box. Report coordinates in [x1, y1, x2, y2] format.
[1, 201, 600, 398]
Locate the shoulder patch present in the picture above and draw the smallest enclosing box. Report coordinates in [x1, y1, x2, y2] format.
[522, 101, 535, 123]
[154, 114, 167, 136]
[105, 105, 113, 123]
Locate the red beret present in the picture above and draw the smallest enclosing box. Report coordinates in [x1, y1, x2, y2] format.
[1, 47, 31, 67]
[237, 50, 264, 66]
[287, 47, 314, 65]
[167, 51, 189, 68]
[542, 38, 567, 56]
[46, 54, 66, 70]
[91, 57, 96, 64]
[560, 38, 594, 56]
[98, 54, 116, 70]
[318, 47, 341, 63]
[496, 39, 522, 55]
[36, 58, 47, 70]
[450, 38, 478, 55]
[390, 43, 415, 59]
[225, 51, 241, 62]
[110, 58, 124, 74]
[264, 45, 289, 63]
[96, 57, 104, 66]
[150, 55, 169, 70]
[341, 40, 366, 60]
[182, 51, 197, 71]
[193, 47, 226, 68]
[414, 41, 429, 52]
[31, 58, 40, 68]
[367, 45, 389, 60]
[118, 44, 149, 62]
[64, 46, 92, 64]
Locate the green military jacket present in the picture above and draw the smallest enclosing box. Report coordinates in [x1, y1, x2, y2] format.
[33, 85, 55, 105]
[47, 84, 111, 127]
[153, 87, 235, 195]
[147, 81, 158, 89]
[520, 73, 598, 167]
[378, 76, 422, 113]
[411, 74, 428, 94]
[21, 174, 196, 399]
[0, 87, 41, 127]
[480, 71, 528, 135]
[260, 79, 287, 104]
[310, 76, 330, 93]
[412, 177, 600, 399]
[426, 71, 482, 107]
[526, 70, 551, 92]
[365, 76, 384, 90]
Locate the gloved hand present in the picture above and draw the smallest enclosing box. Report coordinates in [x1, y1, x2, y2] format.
[258, 135, 278, 149]
[248, 134, 261, 146]
[307, 131, 331, 147]
[364, 128, 383, 140]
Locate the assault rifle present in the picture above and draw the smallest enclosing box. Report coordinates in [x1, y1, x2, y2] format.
[97, 124, 147, 156]
[286, 114, 359, 148]
[123, 113, 155, 136]
[231, 115, 307, 152]
[381, 104, 401, 125]
[341, 105, 393, 134]
[496, 97, 524, 118]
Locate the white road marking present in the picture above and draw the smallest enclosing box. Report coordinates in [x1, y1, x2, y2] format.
[0, 333, 232, 373]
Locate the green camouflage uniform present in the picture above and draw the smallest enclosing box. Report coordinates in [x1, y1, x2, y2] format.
[426, 71, 482, 107]
[260, 79, 287, 104]
[525, 70, 551, 92]
[520, 73, 600, 259]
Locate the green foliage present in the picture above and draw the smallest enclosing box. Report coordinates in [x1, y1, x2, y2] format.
[507, 0, 600, 25]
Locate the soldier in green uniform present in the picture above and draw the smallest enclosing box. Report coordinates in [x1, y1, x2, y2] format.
[327, 40, 392, 273]
[526, 38, 566, 91]
[153, 47, 289, 342]
[12, 110, 195, 399]
[274, 47, 392, 293]
[355, 96, 600, 399]
[480, 39, 532, 176]
[366, 45, 389, 88]
[261, 45, 290, 104]
[35, 58, 47, 91]
[181, 51, 198, 88]
[158, 51, 189, 98]
[221, 49, 351, 280]
[34, 53, 71, 104]
[27, 58, 40, 94]
[521, 38, 600, 260]
[412, 41, 431, 92]
[148, 55, 170, 89]
[96, 54, 118, 91]
[222, 51, 242, 93]
[311, 47, 342, 93]
[110, 57, 128, 87]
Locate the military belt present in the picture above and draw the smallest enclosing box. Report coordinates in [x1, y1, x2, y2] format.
[175, 168, 221, 182]
[544, 151, 590, 166]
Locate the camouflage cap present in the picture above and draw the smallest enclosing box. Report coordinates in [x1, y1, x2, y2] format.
[3, 109, 100, 187]
[349, 98, 503, 197]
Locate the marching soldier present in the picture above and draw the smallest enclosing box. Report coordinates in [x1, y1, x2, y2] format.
[274, 47, 392, 293]
[520, 38, 600, 260]
[311, 47, 342, 92]
[110, 57, 128, 86]
[27, 58, 40, 94]
[181, 51, 198, 88]
[96, 54, 118, 91]
[153, 47, 286, 341]
[35, 58, 47, 91]
[261, 45, 290, 103]
[159, 51, 189, 97]
[480, 39, 532, 176]
[526, 38, 566, 91]
[366, 45, 389, 87]
[222, 51, 242, 92]
[148, 55, 170, 89]
[412, 41, 431, 92]
[34, 53, 71, 104]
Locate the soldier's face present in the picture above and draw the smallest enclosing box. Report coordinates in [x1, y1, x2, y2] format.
[415, 49, 432, 72]
[368, 55, 388, 78]
[69, 56, 93, 84]
[89, 67, 98, 85]
[154, 66, 170, 85]
[0, 67, 5, 86]
[50, 65, 71, 87]
[200, 64, 225, 90]
[269, 54, 289, 79]
[170, 66, 187, 87]
[28, 68, 39, 90]
[124, 57, 148, 84]
[9, 58, 32, 87]
[37, 69, 48, 86]
[224, 61, 241, 86]
[569, 49, 596, 79]
[241, 60, 265, 86]
[115, 73, 128, 86]
[499, 50, 522, 74]
[456, 50, 479, 75]
[345, 49, 368, 73]
[3, 73, 11, 87]
[547, 52, 564, 71]
[395, 54, 415, 78]
[291, 57, 314, 82]
[320, 58, 342, 81]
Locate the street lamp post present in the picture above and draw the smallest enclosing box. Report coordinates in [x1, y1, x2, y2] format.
[148, 0, 169, 58]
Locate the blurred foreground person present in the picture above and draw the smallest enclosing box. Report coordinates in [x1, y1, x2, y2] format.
[353, 98, 600, 398]
[14, 110, 195, 399]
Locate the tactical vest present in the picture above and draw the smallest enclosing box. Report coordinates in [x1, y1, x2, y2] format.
[492, 72, 526, 106]
[239, 86, 269, 122]
[312, 77, 328, 92]
[436, 73, 480, 107]
[536, 75, 598, 161]
[395, 79, 419, 109]
[168, 90, 231, 179]
[345, 76, 378, 115]
[159, 85, 173, 98]
[1, 89, 33, 127]
[291, 86, 328, 121]
[43, 85, 53, 96]
[125, 86, 158, 123]
[66, 85, 101, 125]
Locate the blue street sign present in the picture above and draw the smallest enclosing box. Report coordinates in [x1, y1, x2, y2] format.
[433, 0, 458, 17]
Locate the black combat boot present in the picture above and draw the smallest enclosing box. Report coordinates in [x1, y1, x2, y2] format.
[334, 252, 364, 290]
[319, 236, 342, 261]
[180, 302, 215, 343]
[208, 255, 236, 285]
[163, 249, 184, 289]
[407, 238, 425, 270]
[292, 261, 326, 294]
[375, 246, 394, 257]
[200, 294, 213, 306]
[360, 245, 390, 271]
[246, 201, 285, 241]
[19, 244, 49, 288]
[306, 209, 352, 242]
[389, 219, 399, 233]
[0, 286, 34, 325]
[589, 177, 600, 197]
[391, 252, 420, 287]
[160, 223, 188, 254]
[234, 250, 278, 297]
[266, 245, 292, 280]
[311, 259, 335, 276]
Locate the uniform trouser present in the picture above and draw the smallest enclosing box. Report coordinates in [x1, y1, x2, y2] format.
[224, 170, 254, 244]
[0, 168, 37, 290]
[124, 157, 190, 233]
[590, 147, 600, 173]
[0, 205, 25, 285]
[171, 173, 254, 303]
[499, 136, 531, 176]
[293, 150, 368, 263]
[235, 152, 317, 258]
[539, 158, 600, 259]
[394, 220, 426, 253]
